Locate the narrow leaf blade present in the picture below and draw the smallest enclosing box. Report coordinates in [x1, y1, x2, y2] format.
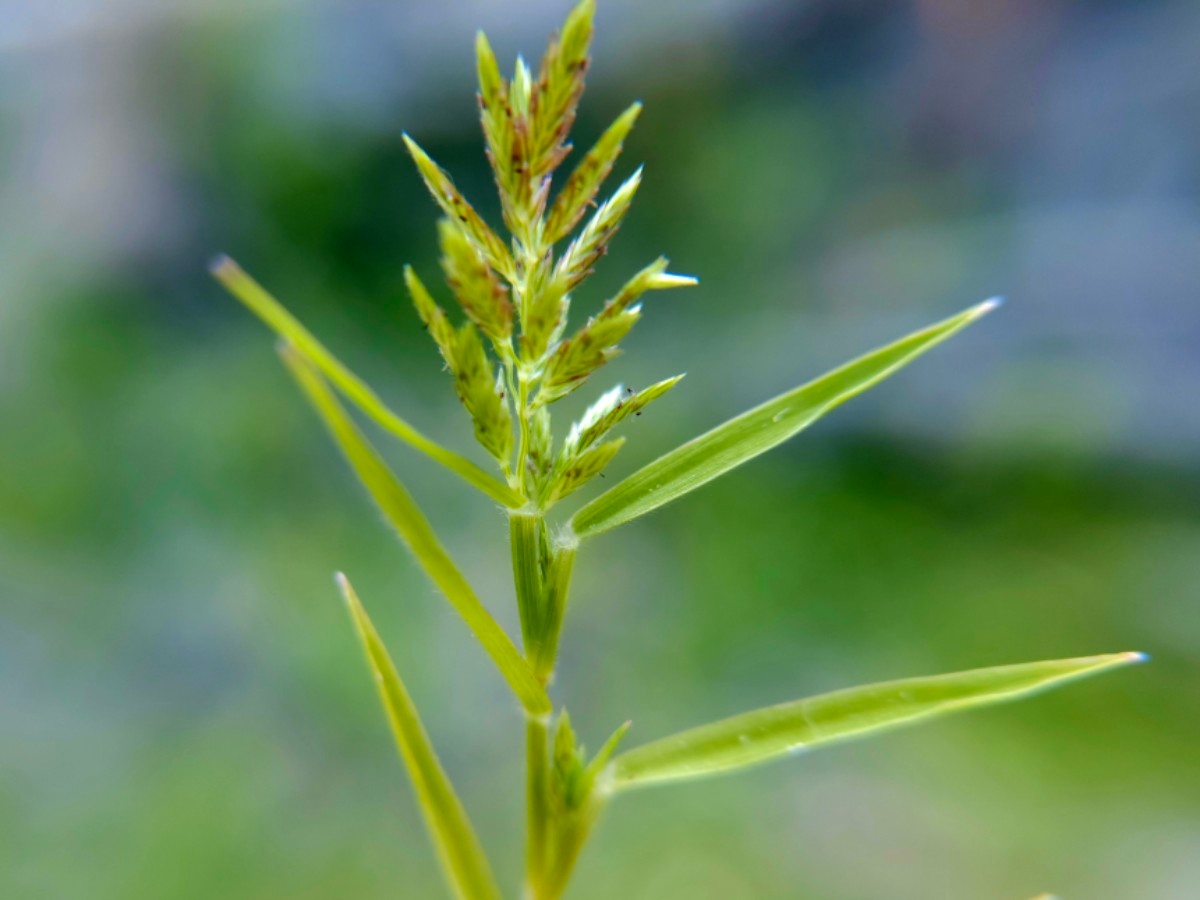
[610, 653, 1145, 791]
[337, 574, 503, 900]
[282, 344, 550, 715]
[571, 299, 999, 539]
[211, 256, 524, 508]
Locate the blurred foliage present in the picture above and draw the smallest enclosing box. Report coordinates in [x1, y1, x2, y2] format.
[2, 0, 1198, 898]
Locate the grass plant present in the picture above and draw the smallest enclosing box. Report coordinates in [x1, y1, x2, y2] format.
[212, 3, 1144, 896]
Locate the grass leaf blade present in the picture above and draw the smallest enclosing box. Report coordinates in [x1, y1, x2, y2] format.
[211, 255, 524, 508]
[282, 344, 550, 715]
[610, 653, 1146, 791]
[337, 574, 504, 900]
[571, 299, 999, 539]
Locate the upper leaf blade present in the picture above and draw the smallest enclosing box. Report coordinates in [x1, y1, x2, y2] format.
[211, 256, 524, 508]
[337, 574, 503, 900]
[570, 299, 999, 539]
[609, 653, 1145, 791]
[282, 343, 550, 715]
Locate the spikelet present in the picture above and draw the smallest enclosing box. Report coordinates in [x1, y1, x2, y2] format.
[539, 258, 695, 404]
[544, 437, 624, 505]
[404, 135, 515, 281]
[551, 713, 587, 812]
[405, 266, 456, 368]
[519, 263, 570, 363]
[407, 266, 512, 465]
[529, 0, 594, 181]
[439, 219, 514, 347]
[526, 405, 554, 481]
[476, 32, 528, 234]
[545, 102, 641, 244]
[552, 167, 642, 292]
[562, 375, 684, 459]
[548, 712, 632, 815]
[538, 306, 639, 405]
[450, 323, 513, 465]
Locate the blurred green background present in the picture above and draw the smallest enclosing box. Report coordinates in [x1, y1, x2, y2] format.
[2, 0, 1198, 897]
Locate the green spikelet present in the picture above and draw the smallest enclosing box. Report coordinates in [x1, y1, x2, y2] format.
[545, 101, 641, 244]
[562, 375, 684, 459]
[404, 135, 515, 281]
[539, 258, 695, 403]
[529, 0, 594, 181]
[439, 219, 514, 347]
[405, 265, 457, 368]
[552, 167, 642, 292]
[544, 437, 624, 505]
[450, 323, 513, 466]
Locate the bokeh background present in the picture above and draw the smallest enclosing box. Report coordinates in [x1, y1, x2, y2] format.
[3, 0, 1198, 897]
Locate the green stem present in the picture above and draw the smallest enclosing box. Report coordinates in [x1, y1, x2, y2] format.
[531, 543, 576, 680]
[524, 715, 550, 898]
[540, 799, 604, 900]
[514, 373, 532, 485]
[510, 512, 544, 661]
[511, 200, 574, 900]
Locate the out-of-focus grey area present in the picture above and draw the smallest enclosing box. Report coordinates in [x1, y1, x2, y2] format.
[2, 1, 1197, 898]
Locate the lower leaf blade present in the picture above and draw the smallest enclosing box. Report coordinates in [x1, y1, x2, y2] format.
[282, 343, 550, 715]
[610, 653, 1145, 791]
[338, 574, 503, 900]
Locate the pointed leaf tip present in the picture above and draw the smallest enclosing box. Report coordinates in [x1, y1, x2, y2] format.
[973, 296, 1004, 316]
[211, 256, 521, 506]
[334, 570, 351, 595]
[208, 253, 234, 277]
